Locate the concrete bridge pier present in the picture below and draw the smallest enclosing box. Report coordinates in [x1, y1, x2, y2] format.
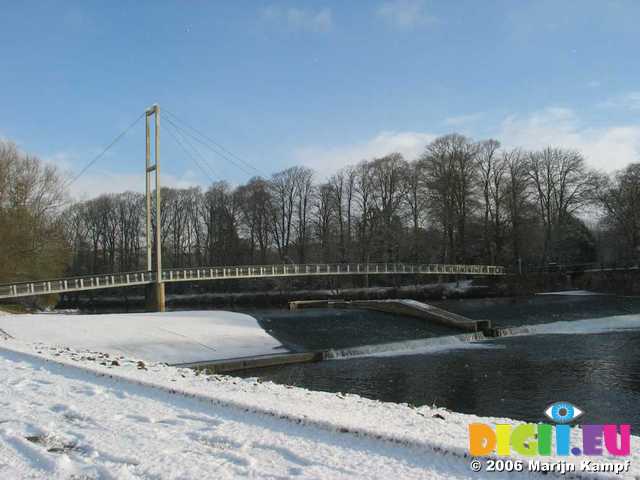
[145, 282, 166, 312]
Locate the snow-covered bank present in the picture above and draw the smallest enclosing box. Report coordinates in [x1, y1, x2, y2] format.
[0, 341, 461, 479]
[0, 338, 637, 479]
[0, 311, 287, 364]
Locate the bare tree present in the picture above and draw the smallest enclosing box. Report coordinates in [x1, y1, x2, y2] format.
[503, 149, 530, 268]
[315, 182, 335, 261]
[269, 168, 298, 261]
[369, 153, 408, 261]
[595, 164, 640, 262]
[237, 177, 272, 263]
[420, 134, 477, 262]
[329, 166, 356, 262]
[354, 160, 375, 263]
[527, 147, 595, 262]
[477, 139, 501, 261]
[293, 166, 315, 263]
[403, 160, 427, 262]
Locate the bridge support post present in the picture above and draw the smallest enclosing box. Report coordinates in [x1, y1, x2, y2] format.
[145, 282, 166, 312]
[145, 104, 165, 312]
[154, 281, 165, 312]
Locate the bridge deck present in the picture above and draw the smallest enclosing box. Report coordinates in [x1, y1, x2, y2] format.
[0, 263, 505, 300]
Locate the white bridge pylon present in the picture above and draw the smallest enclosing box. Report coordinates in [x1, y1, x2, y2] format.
[0, 263, 505, 300]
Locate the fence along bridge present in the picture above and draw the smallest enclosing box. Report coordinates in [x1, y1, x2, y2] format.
[0, 263, 505, 301]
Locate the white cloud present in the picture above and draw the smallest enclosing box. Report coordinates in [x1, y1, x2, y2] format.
[598, 91, 640, 110]
[499, 107, 640, 172]
[66, 169, 207, 201]
[42, 151, 76, 172]
[262, 6, 332, 32]
[376, 0, 435, 29]
[443, 112, 483, 126]
[294, 130, 436, 177]
[37, 146, 212, 200]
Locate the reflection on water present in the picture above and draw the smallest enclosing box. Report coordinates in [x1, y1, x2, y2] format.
[238, 294, 640, 430]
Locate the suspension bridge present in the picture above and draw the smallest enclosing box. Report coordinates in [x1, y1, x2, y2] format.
[0, 263, 505, 301]
[1, 104, 506, 311]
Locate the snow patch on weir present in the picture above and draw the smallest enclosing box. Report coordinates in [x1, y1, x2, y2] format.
[490, 314, 640, 338]
[519, 314, 640, 335]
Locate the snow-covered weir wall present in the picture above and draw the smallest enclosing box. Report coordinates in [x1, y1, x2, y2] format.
[0, 311, 289, 365]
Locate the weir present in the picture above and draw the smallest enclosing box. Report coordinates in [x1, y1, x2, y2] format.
[289, 299, 491, 333]
[181, 325, 529, 372]
[132, 315, 625, 374]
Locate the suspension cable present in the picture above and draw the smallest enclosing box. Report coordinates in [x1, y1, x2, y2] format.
[64, 111, 145, 189]
[161, 121, 217, 184]
[163, 120, 223, 180]
[163, 109, 265, 177]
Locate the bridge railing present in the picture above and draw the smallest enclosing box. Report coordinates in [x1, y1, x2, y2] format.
[160, 263, 505, 281]
[0, 271, 156, 299]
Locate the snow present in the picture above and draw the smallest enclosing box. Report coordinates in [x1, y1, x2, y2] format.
[0, 338, 571, 480]
[372, 298, 437, 311]
[0, 311, 287, 365]
[536, 290, 607, 296]
[2, 309, 640, 478]
[506, 313, 640, 336]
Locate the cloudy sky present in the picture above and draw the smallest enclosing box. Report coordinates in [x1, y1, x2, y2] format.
[1, 1, 640, 198]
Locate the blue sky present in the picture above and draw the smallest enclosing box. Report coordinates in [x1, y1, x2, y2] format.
[1, 0, 640, 198]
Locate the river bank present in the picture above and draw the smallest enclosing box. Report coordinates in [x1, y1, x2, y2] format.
[0, 337, 634, 479]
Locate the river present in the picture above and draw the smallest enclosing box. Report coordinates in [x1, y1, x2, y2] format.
[237, 293, 640, 429]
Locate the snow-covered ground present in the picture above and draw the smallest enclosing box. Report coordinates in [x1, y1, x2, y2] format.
[1, 308, 639, 478]
[0, 336, 638, 479]
[0, 311, 287, 364]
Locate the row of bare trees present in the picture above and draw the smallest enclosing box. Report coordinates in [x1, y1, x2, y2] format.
[61, 134, 608, 276]
[2, 133, 638, 284]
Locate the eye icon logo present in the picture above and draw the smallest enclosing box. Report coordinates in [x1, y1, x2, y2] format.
[544, 401, 583, 424]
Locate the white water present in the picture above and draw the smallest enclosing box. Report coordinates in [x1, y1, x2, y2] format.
[329, 313, 640, 359]
[535, 290, 607, 296]
[327, 332, 496, 359]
